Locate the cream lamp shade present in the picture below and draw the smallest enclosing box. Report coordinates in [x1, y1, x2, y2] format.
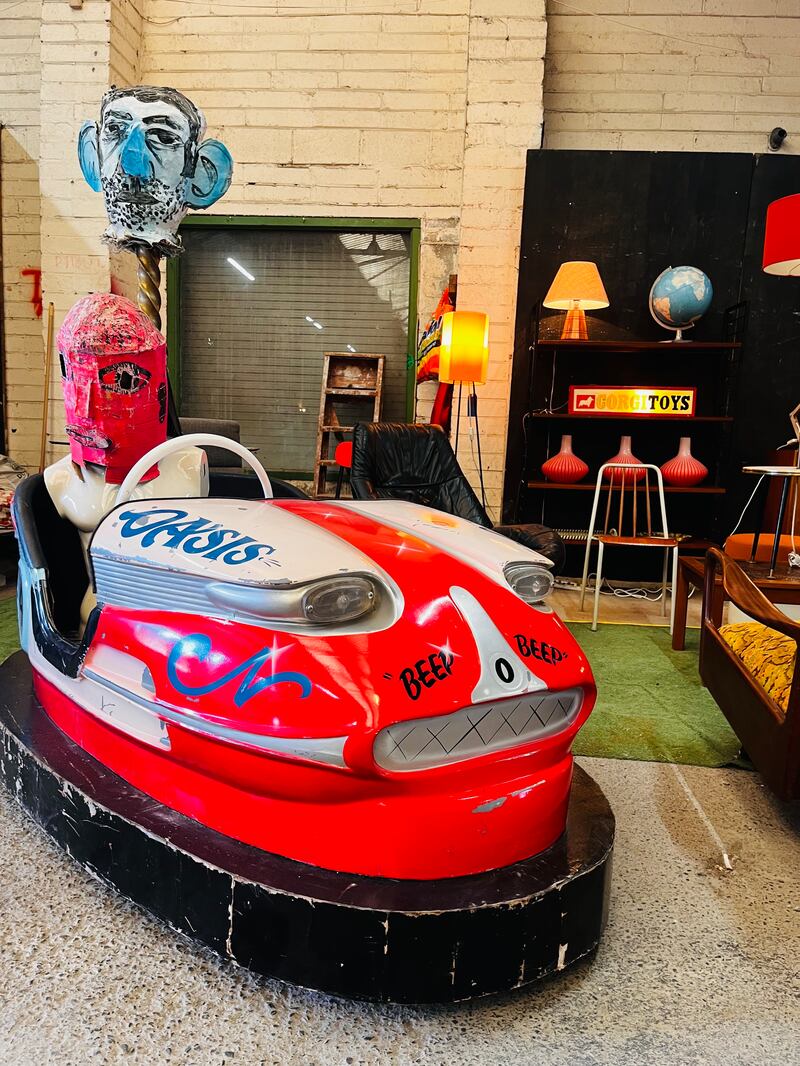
[438, 310, 489, 385]
[543, 261, 609, 340]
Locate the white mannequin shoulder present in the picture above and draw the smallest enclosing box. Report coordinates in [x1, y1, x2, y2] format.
[44, 446, 209, 535]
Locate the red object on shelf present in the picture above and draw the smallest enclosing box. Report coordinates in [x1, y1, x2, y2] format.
[763, 193, 800, 276]
[603, 435, 646, 484]
[541, 434, 589, 484]
[660, 436, 708, 487]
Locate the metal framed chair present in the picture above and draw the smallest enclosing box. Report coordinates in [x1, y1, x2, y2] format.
[579, 462, 680, 633]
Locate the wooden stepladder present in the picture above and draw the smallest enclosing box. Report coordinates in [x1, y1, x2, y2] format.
[313, 352, 384, 498]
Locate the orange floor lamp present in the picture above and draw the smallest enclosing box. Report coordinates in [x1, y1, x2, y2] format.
[439, 310, 490, 506]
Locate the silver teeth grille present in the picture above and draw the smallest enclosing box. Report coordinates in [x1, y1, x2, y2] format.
[93, 556, 215, 614]
[373, 688, 583, 771]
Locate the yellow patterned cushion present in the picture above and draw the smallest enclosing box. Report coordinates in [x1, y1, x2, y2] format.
[719, 621, 795, 715]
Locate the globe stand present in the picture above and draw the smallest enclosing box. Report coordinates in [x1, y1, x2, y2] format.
[659, 325, 693, 342]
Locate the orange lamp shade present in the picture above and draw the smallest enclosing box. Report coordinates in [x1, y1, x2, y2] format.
[438, 310, 489, 385]
[543, 261, 609, 310]
[763, 193, 800, 276]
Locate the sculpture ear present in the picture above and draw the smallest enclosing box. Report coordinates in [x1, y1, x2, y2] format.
[78, 121, 102, 192]
[185, 139, 233, 209]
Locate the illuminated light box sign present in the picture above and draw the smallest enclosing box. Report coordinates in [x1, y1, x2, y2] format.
[568, 386, 696, 417]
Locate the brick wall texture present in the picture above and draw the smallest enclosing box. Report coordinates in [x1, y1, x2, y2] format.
[138, 0, 547, 512]
[544, 0, 800, 153]
[1, 1, 41, 470]
[1, 0, 799, 508]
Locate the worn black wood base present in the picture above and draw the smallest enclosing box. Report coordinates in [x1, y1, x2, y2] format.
[0, 652, 614, 1003]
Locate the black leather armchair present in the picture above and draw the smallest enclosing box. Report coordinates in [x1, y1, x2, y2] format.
[350, 422, 565, 572]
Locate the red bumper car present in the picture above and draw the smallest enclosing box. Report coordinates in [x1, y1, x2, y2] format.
[5, 436, 613, 1001]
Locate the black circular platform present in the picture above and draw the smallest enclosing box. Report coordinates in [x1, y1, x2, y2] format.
[0, 652, 614, 1003]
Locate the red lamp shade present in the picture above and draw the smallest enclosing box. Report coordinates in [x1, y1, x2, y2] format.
[763, 193, 800, 276]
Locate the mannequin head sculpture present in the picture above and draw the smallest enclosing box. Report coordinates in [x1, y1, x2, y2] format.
[58, 293, 169, 484]
[78, 85, 233, 256]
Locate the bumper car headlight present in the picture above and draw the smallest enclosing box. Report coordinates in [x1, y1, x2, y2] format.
[207, 575, 379, 625]
[504, 562, 554, 604]
[302, 577, 376, 623]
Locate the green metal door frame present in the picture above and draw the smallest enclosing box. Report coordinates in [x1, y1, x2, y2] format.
[166, 215, 421, 427]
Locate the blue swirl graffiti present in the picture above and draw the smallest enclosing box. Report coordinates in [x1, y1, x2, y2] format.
[167, 634, 312, 707]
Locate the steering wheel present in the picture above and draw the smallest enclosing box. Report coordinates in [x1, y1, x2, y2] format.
[115, 433, 273, 505]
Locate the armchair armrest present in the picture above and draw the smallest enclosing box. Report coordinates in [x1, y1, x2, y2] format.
[704, 548, 800, 731]
[704, 548, 800, 643]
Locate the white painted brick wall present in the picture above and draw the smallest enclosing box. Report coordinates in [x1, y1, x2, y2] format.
[544, 0, 800, 154]
[140, 0, 476, 328]
[453, 7, 548, 513]
[36, 0, 144, 470]
[138, 0, 548, 512]
[5, 0, 800, 501]
[38, 1, 113, 469]
[1, 1, 41, 469]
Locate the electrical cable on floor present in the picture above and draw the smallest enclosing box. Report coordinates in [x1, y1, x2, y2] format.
[555, 576, 696, 599]
[579, 573, 667, 602]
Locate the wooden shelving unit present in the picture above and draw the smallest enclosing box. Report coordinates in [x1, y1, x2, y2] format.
[526, 481, 726, 494]
[313, 352, 384, 498]
[513, 303, 747, 554]
[533, 339, 741, 351]
[533, 413, 734, 423]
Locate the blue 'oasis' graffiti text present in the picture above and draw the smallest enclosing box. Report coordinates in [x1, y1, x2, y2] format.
[117, 508, 276, 565]
[167, 633, 312, 706]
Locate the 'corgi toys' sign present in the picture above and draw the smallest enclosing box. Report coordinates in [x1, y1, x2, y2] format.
[569, 386, 696, 417]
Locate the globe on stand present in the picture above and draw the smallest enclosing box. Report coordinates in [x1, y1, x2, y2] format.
[648, 266, 713, 342]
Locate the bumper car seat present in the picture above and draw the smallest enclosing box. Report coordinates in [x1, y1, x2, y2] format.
[350, 422, 566, 573]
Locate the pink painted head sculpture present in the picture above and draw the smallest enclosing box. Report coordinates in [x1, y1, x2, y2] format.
[57, 293, 168, 483]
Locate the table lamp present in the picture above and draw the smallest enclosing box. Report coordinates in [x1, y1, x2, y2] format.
[543, 261, 609, 340]
[438, 310, 489, 505]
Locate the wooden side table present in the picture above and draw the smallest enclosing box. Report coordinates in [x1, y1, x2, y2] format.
[672, 554, 800, 651]
[742, 464, 800, 577]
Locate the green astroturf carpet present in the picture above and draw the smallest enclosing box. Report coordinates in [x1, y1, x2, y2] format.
[0, 594, 740, 768]
[567, 622, 743, 768]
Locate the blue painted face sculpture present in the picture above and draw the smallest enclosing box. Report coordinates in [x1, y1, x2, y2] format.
[78, 85, 233, 256]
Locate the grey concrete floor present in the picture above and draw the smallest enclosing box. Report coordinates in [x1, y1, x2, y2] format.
[0, 757, 797, 1066]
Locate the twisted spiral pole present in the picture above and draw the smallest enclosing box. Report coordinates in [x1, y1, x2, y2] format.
[136, 245, 162, 331]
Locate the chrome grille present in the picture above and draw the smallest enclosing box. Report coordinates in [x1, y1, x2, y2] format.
[373, 688, 583, 771]
[93, 555, 217, 614]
